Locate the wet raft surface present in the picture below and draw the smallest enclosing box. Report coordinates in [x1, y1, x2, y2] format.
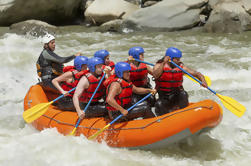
[24, 84, 223, 149]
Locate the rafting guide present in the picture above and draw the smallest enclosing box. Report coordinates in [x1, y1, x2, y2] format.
[36, 34, 81, 94]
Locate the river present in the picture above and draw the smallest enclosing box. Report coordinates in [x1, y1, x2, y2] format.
[0, 26, 250, 166]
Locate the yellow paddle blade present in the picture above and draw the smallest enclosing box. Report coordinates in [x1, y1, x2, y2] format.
[204, 76, 211, 87]
[185, 74, 211, 87]
[23, 101, 53, 123]
[88, 124, 110, 140]
[217, 94, 246, 117]
[68, 127, 77, 136]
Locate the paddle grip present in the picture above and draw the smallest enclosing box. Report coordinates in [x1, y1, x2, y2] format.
[110, 93, 152, 125]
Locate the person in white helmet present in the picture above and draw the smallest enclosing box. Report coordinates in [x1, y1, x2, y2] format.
[36, 34, 80, 93]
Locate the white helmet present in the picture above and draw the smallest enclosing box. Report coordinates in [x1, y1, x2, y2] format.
[43, 34, 55, 44]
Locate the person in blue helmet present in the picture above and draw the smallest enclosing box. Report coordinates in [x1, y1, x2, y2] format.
[94, 49, 115, 70]
[36, 34, 81, 94]
[73, 57, 107, 119]
[104, 62, 156, 121]
[154, 47, 208, 116]
[51, 56, 88, 111]
[128, 46, 156, 107]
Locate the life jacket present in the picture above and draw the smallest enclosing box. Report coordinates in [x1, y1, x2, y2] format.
[155, 63, 183, 92]
[63, 66, 76, 73]
[60, 69, 89, 97]
[79, 72, 105, 103]
[105, 77, 133, 111]
[75, 70, 89, 79]
[102, 60, 115, 70]
[36, 49, 63, 80]
[129, 62, 148, 87]
[103, 74, 116, 87]
[108, 61, 115, 70]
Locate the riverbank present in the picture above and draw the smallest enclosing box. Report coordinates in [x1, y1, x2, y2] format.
[1, 0, 251, 34]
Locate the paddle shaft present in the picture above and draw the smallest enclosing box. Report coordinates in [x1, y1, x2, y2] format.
[52, 87, 76, 103]
[171, 60, 246, 117]
[109, 93, 152, 125]
[134, 58, 155, 66]
[23, 86, 77, 123]
[133, 58, 211, 86]
[169, 61, 216, 95]
[74, 73, 106, 129]
[88, 93, 152, 140]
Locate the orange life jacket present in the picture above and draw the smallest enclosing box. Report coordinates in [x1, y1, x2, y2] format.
[80, 72, 105, 103]
[105, 77, 133, 111]
[129, 62, 148, 87]
[155, 63, 183, 92]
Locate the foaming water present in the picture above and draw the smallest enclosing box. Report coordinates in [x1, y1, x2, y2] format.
[0, 27, 250, 166]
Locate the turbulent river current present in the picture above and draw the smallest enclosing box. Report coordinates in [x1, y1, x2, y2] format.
[0, 26, 250, 166]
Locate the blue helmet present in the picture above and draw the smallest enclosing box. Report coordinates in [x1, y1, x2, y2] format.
[115, 62, 131, 78]
[74, 56, 88, 71]
[128, 46, 144, 59]
[94, 49, 109, 63]
[88, 57, 103, 73]
[165, 47, 182, 60]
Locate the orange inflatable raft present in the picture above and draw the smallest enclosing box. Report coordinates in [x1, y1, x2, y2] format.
[23, 85, 223, 149]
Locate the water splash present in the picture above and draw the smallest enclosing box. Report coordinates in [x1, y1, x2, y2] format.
[0, 29, 250, 166]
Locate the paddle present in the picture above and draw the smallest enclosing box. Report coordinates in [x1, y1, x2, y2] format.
[170, 60, 246, 117]
[132, 58, 212, 86]
[69, 73, 106, 136]
[88, 93, 153, 140]
[23, 87, 76, 123]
